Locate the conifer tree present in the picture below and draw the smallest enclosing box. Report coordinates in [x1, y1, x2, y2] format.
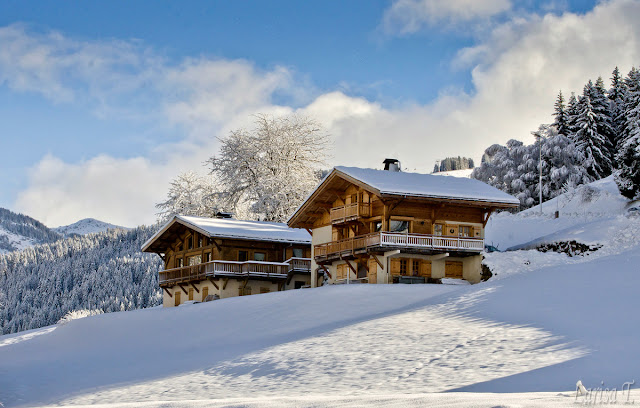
[615, 67, 640, 199]
[566, 92, 580, 139]
[574, 89, 613, 180]
[553, 90, 569, 136]
[590, 77, 616, 159]
[609, 67, 627, 148]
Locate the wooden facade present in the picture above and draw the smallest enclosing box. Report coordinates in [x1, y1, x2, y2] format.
[142, 216, 314, 307]
[288, 164, 519, 285]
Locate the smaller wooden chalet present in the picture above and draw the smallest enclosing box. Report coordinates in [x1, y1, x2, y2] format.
[288, 160, 520, 286]
[142, 215, 313, 307]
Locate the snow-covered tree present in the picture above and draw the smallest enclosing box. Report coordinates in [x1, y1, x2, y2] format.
[566, 92, 580, 137]
[609, 67, 627, 148]
[615, 67, 640, 199]
[207, 114, 330, 222]
[573, 88, 612, 180]
[155, 172, 222, 222]
[553, 91, 569, 136]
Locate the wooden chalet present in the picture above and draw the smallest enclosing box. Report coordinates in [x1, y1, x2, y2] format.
[287, 160, 520, 286]
[142, 215, 313, 307]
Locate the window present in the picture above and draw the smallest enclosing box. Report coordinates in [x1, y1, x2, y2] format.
[351, 194, 358, 204]
[433, 224, 443, 236]
[202, 286, 209, 301]
[412, 260, 420, 276]
[260, 287, 271, 294]
[254, 252, 266, 261]
[459, 226, 471, 237]
[374, 221, 382, 232]
[292, 248, 303, 258]
[187, 236, 193, 250]
[204, 252, 212, 262]
[188, 287, 194, 301]
[177, 243, 183, 252]
[176, 258, 184, 268]
[238, 250, 248, 262]
[188, 255, 202, 266]
[390, 220, 409, 232]
[239, 287, 252, 296]
[294, 281, 305, 289]
[198, 237, 203, 248]
[399, 259, 408, 276]
[174, 290, 181, 307]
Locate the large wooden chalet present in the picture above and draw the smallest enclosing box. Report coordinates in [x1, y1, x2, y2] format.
[142, 215, 313, 307]
[287, 160, 520, 286]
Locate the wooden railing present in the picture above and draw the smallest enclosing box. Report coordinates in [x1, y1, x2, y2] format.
[159, 258, 312, 285]
[330, 203, 371, 224]
[314, 232, 484, 259]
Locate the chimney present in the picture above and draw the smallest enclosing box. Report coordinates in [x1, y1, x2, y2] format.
[215, 211, 234, 219]
[383, 158, 401, 172]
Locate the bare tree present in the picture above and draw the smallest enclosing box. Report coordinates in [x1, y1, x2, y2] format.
[207, 114, 330, 222]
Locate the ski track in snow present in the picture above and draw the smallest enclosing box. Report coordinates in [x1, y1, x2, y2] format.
[60, 287, 585, 406]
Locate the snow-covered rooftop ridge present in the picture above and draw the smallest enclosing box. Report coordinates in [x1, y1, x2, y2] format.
[143, 216, 311, 251]
[335, 166, 520, 205]
[178, 215, 311, 243]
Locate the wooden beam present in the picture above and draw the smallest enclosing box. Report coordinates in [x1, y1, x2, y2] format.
[240, 278, 249, 289]
[286, 271, 294, 285]
[162, 287, 173, 298]
[372, 254, 384, 270]
[483, 208, 494, 227]
[212, 239, 222, 252]
[305, 228, 313, 236]
[222, 277, 229, 290]
[345, 260, 357, 277]
[177, 283, 188, 295]
[208, 278, 219, 290]
[189, 281, 200, 293]
[320, 264, 332, 279]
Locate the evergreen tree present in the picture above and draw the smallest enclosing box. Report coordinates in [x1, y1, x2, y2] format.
[615, 67, 640, 199]
[574, 89, 613, 180]
[590, 77, 616, 160]
[609, 67, 627, 148]
[553, 90, 569, 136]
[566, 92, 580, 139]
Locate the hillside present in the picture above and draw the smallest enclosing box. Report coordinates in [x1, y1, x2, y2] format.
[0, 208, 61, 253]
[0, 226, 162, 335]
[53, 218, 127, 237]
[0, 177, 638, 407]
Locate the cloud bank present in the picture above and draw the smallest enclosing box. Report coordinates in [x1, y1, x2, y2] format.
[4, 0, 640, 227]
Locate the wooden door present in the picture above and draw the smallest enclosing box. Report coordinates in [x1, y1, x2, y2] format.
[174, 290, 181, 307]
[390, 258, 401, 277]
[419, 260, 432, 278]
[367, 258, 377, 284]
[445, 261, 463, 278]
[202, 286, 209, 302]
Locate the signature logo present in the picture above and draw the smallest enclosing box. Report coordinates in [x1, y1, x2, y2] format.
[575, 380, 635, 405]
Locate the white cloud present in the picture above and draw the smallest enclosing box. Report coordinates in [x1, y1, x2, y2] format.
[382, 0, 512, 34]
[7, 0, 640, 226]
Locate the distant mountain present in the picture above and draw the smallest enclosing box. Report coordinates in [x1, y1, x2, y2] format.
[0, 208, 62, 253]
[53, 218, 127, 237]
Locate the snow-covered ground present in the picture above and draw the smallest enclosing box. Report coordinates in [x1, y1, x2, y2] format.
[53, 218, 127, 236]
[0, 225, 39, 253]
[1, 176, 639, 408]
[431, 168, 474, 178]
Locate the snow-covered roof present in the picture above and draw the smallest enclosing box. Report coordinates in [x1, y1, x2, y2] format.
[335, 166, 520, 205]
[142, 215, 310, 253]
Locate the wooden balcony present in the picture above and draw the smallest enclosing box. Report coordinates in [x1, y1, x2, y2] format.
[159, 258, 311, 286]
[330, 203, 371, 224]
[314, 232, 484, 261]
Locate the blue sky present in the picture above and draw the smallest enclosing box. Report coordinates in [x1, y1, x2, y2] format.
[1, 0, 636, 227]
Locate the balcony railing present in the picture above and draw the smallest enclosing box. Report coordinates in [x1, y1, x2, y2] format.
[159, 258, 312, 285]
[314, 232, 484, 260]
[330, 203, 371, 224]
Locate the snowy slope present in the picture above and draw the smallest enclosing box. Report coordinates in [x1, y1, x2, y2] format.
[53, 218, 127, 237]
[431, 168, 474, 178]
[0, 208, 61, 253]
